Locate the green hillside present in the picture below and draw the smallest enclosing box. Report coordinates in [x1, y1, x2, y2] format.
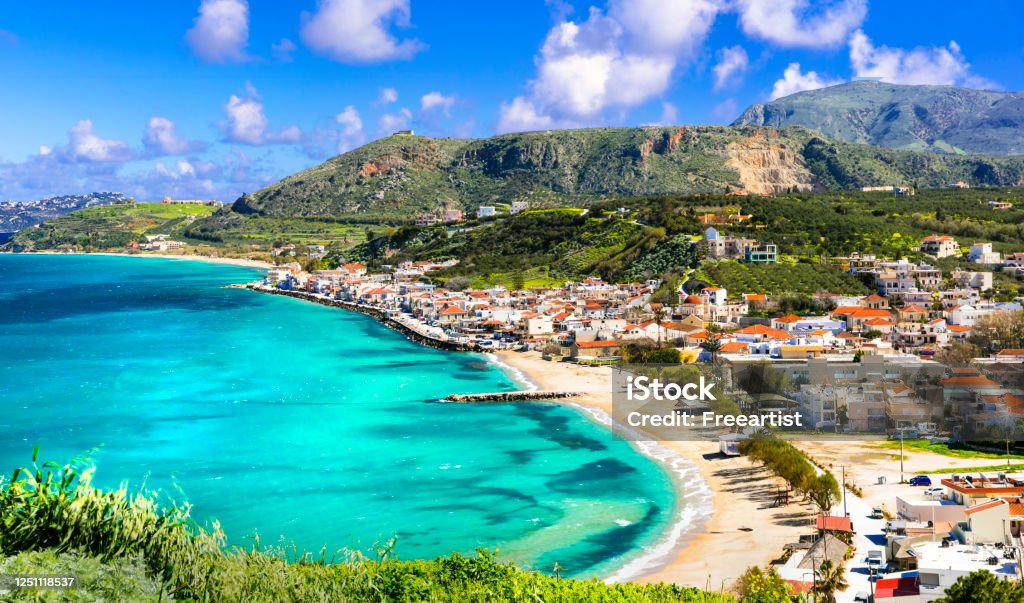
[230, 125, 1024, 223]
[734, 81, 1024, 155]
[3, 202, 217, 251]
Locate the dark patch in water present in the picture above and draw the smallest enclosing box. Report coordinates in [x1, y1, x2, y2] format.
[514, 405, 607, 452]
[534, 504, 661, 576]
[545, 458, 637, 494]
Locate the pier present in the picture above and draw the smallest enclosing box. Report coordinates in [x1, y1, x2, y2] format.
[443, 391, 579, 403]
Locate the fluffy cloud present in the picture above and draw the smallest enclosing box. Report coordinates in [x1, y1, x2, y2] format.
[420, 92, 455, 116]
[335, 106, 366, 152]
[300, 0, 425, 63]
[377, 87, 399, 105]
[496, 97, 555, 133]
[849, 30, 993, 87]
[61, 120, 135, 163]
[712, 46, 748, 91]
[644, 101, 679, 126]
[272, 38, 297, 62]
[769, 62, 842, 100]
[497, 0, 719, 133]
[736, 0, 866, 49]
[143, 117, 204, 156]
[185, 0, 250, 63]
[223, 85, 301, 145]
[378, 107, 413, 134]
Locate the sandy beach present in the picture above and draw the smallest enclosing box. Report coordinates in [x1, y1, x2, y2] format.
[21, 250, 274, 270]
[495, 351, 1024, 590]
[494, 351, 818, 591]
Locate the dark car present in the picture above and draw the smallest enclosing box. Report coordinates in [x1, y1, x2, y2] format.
[909, 475, 932, 486]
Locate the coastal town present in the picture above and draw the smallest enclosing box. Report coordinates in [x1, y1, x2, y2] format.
[245, 225, 1024, 602]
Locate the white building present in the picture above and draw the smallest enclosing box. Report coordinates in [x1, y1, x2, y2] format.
[477, 206, 496, 218]
[969, 242, 1001, 264]
[510, 201, 529, 214]
[920, 235, 960, 258]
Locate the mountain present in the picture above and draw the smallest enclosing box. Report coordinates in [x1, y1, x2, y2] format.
[0, 192, 130, 233]
[230, 125, 1024, 222]
[733, 81, 1024, 155]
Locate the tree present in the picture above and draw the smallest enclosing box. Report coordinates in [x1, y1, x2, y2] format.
[734, 566, 792, 603]
[935, 342, 980, 368]
[700, 327, 724, 364]
[653, 307, 665, 345]
[937, 570, 1024, 603]
[809, 473, 841, 515]
[446, 276, 471, 291]
[970, 310, 1024, 353]
[812, 559, 848, 603]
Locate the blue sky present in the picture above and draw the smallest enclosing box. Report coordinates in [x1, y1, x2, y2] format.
[1, 0, 1022, 202]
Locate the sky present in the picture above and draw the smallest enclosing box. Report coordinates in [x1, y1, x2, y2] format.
[1, 0, 1022, 203]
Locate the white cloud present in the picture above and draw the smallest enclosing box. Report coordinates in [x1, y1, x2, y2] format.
[420, 92, 455, 116]
[335, 106, 366, 152]
[185, 0, 250, 63]
[144, 117, 203, 156]
[769, 62, 842, 100]
[223, 85, 301, 145]
[378, 107, 413, 134]
[849, 30, 993, 88]
[377, 87, 399, 105]
[644, 101, 679, 126]
[735, 0, 866, 49]
[63, 120, 135, 163]
[496, 97, 555, 133]
[272, 38, 297, 62]
[497, 0, 719, 133]
[38, 145, 51, 156]
[712, 46, 748, 91]
[300, 0, 425, 63]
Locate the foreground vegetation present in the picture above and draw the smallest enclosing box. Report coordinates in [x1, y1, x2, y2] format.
[0, 450, 729, 602]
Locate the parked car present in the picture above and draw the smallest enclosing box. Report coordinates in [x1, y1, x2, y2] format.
[869, 507, 884, 519]
[909, 475, 932, 486]
[924, 486, 945, 497]
[867, 549, 884, 570]
[854, 592, 871, 603]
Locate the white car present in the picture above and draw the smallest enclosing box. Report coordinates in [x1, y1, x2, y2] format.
[924, 487, 945, 498]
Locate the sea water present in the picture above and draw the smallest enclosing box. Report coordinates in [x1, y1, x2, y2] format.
[0, 254, 678, 578]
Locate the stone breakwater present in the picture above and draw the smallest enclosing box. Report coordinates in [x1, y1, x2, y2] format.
[443, 391, 579, 403]
[245, 285, 485, 352]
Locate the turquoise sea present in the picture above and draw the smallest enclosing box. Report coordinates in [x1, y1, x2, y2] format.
[0, 254, 680, 578]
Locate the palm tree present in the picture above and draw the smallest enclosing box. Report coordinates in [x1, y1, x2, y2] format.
[653, 307, 665, 345]
[812, 559, 848, 603]
[701, 323, 724, 366]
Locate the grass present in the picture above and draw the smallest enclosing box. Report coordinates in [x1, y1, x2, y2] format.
[0, 449, 733, 602]
[696, 260, 870, 297]
[877, 439, 1024, 460]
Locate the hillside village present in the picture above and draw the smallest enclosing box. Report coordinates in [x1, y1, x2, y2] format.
[260, 227, 1024, 438]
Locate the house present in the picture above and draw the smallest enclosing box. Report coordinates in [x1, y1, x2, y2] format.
[952, 269, 993, 290]
[743, 293, 768, 311]
[968, 242, 1001, 264]
[744, 243, 778, 263]
[477, 206, 496, 218]
[570, 340, 620, 359]
[898, 304, 929, 323]
[994, 349, 1024, 362]
[919, 235, 960, 258]
[988, 200, 1013, 210]
[416, 213, 440, 226]
[510, 201, 529, 214]
[442, 209, 464, 222]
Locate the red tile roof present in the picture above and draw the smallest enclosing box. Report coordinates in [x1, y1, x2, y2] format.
[815, 515, 853, 532]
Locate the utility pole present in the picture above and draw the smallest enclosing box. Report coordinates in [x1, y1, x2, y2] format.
[900, 428, 905, 483]
[841, 464, 849, 517]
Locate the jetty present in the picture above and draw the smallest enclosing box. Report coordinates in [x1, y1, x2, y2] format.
[443, 391, 579, 403]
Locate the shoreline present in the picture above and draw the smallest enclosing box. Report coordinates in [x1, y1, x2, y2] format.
[240, 284, 806, 589]
[4, 250, 274, 270]
[493, 351, 817, 590]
